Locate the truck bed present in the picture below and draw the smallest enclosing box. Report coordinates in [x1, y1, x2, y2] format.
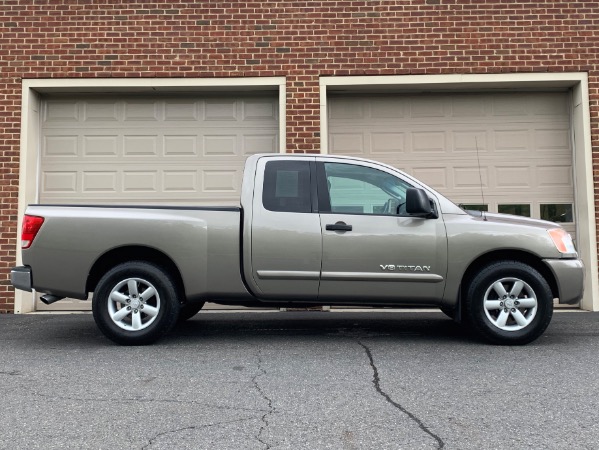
[22, 204, 250, 302]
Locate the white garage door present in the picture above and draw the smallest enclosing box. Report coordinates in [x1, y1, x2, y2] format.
[328, 92, 574, 236]
[37, 93, 279, 310]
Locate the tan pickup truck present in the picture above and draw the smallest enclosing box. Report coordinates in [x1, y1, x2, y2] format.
[11, 154, 584, 345]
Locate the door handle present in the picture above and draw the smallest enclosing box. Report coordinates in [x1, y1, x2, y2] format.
[326, 222, 352, 232]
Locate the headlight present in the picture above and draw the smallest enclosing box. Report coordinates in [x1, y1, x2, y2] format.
[547, 228, 577, 254]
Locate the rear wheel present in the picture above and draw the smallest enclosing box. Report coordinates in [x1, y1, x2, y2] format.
[92, 261, 180, 345]
[464, 261, 553, 345]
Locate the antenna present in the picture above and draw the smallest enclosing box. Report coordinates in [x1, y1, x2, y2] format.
[475, 136, 487, 221]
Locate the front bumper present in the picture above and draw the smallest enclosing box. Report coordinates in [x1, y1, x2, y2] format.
[543, 258, 584, 304]
[11, 266, 32, 292]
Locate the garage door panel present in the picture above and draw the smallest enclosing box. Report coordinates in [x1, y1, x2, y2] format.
[412, 167, 449, 190]
[329, 98, 365, 119]
[537, 165, 574, 188]
[123, 171, 159, 193]
[164, 101, 198, 121]
[335, 124, 570, 158]
[453, 167, 489, 190]
[535, 127, 571, 152]
[452, 97, 487, 118]
[243, 99, 278, 121]
[164, 135, 198, 156]
[40, 163, 249, 204]
[411, 97, 447, 118]
[452, 130, 488, 152]
[370, 98, 408, 118]
[123, 135, 158, 156]
[124, 101, 160, 121]
[204, 99, 238, 121]
[83, 103, 120, 122]
[202, 170, 239, 193]
[44, 100, 79, 122]
[412, 131, 447, 153]
[330, 94, 566, 125]
[495, 166, 533, 188]
[492, 95, 530, 116]
[330, 132, 364, 154]
[404, 160, 572, 193]
[531, 95, 570, 116]
[493, 129, 530, 152]
[370, 132, 406, 154]
[45, 98, 278, 128]
[165, 170, 199, 193]
[44, 135, 79, 157]
[243, 133, 278, 155]
[42, 171, 78, 194]
[82, 171, 118, 193]
[83, 135, 119, 157]
[203, 135, 238, 156]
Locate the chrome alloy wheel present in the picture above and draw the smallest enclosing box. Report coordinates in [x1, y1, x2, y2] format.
[483, 277, 538, 331]
[107, 278, 161, 331]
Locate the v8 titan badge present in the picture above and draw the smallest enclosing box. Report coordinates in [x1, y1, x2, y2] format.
[380, 264, 431, 272]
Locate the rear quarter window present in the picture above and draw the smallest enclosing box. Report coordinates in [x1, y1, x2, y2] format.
[262, 160, 312, 213]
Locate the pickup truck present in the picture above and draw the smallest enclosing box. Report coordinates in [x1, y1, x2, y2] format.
[11, 154, 584, 346]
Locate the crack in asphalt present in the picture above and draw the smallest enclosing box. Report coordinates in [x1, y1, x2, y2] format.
[358, 340, 445, 449]
[252, 351, 275, 450]
[140, 417, 257, 450]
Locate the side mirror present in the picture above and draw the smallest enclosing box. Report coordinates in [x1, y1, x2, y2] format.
[406, 188, 435, 217]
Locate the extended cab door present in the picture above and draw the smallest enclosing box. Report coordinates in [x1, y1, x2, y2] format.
[247, 156, 322, 300]
[317, 159, 448, 303]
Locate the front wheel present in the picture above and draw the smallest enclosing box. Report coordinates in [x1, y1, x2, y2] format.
[464, 261, 553, 345]
[92, 261, 181, 345]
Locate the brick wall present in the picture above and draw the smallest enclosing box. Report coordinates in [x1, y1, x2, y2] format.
[1, 0, 598, 312]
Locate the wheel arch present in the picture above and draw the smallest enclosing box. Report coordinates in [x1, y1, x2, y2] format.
[87, 246, 185, 298]
[460, 250, 559, 302]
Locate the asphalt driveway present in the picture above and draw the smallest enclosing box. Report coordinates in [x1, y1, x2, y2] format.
[0, 310, 597, 449]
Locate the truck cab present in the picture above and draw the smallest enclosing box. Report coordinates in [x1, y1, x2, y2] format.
[243, 155, 449, 304]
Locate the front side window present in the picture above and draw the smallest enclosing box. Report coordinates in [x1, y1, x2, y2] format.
[321, 162, 413, 215]
[263, 160, 312, 213]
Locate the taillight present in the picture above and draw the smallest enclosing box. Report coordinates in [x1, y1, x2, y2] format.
[21, 215, 44, 249]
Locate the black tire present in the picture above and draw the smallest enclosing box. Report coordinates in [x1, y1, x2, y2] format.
[178, 302, 205, 322]
[464, 260, 553, 345]
[92, 261, 181, 345]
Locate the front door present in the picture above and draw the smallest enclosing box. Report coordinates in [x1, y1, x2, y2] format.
[317, 160, 448, 304]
